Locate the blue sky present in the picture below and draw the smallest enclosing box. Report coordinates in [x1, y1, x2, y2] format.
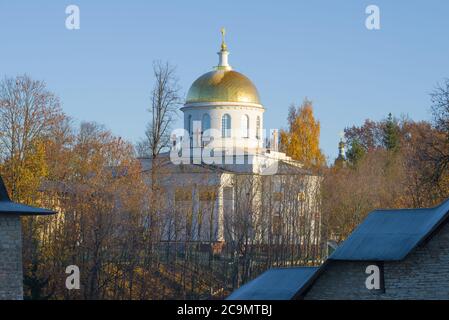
[1, 1, 448, 161]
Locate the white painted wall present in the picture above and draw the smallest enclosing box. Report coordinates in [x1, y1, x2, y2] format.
[181, 102, 265, 151]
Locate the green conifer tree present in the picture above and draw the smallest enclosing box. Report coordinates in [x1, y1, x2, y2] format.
[383, 113, 399, 151]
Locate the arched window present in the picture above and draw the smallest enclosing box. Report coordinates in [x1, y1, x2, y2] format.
[202, 113, 211, 136]
[222, 114, 231, 138]
[241, 115, 249, 138]
[256, 116, 261, 139]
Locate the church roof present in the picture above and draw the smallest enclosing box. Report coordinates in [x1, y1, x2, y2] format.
[139, 153, 315, 176]
[186, 69, 261, 105]
[139, 154, 231, 175]
[226, 267, 319, 300]
[275, 160, 314, 175]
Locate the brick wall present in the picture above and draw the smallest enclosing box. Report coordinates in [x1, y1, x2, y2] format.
[304, 220, 449, 300]
[0, 215, 23, 300]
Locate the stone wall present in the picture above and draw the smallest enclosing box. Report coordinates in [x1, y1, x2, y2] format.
[0, 215, 23, 300]
[304, 220, 449, 299]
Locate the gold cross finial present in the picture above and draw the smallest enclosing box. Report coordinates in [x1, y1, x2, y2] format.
[220, 27, 227, 51]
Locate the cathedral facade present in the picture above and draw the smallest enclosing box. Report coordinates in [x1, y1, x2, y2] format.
[139, 31, 321, 251]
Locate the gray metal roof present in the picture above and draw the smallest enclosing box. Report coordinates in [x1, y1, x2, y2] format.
[330, 198, 449, 261]
[0, 176, 55, 216]
[226, 267, 318, 300]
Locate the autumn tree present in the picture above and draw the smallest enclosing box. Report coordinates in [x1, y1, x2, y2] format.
[23, 122, 149, 300]
[135, 62, 181, 275]
[344, 113, 400, 166]
[324, 112, 449, 244]
[344, 119, 382, 152]
[0, 75, 64, 201]
[137, 61, 181, 159]
[0, 75, 67, 299]
[428, 79, 449, 184]
[280, 99, 325, 168]
[322, 149, 406, 241]
[431, 78, 449, 136]
[400, 120, 448, 206]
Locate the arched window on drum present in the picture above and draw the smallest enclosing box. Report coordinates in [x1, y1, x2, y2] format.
[202, 113, 211, 136]
[222, 114, 231, 138]
[187, 115, 193, 136]
[187, 115, 193, 147]
[241, 115, 249, 138]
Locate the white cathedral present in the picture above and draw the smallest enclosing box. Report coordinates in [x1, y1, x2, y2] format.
[139, 30, 321, 249]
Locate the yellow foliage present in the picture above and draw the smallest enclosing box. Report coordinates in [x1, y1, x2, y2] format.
[1, 139, 48, 204]
[280, 99, 325, 168]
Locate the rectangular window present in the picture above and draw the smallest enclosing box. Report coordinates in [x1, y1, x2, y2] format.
[256, 116, 261, 139]
[175, 188, 192, 202]
[273, 192, 282, 202]
[199, 188, 217, 202]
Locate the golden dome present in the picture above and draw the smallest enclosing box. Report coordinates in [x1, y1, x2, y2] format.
[186, 70, 261, 105]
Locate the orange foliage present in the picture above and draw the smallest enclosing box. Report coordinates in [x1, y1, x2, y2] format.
[280, 99, 325, 168]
